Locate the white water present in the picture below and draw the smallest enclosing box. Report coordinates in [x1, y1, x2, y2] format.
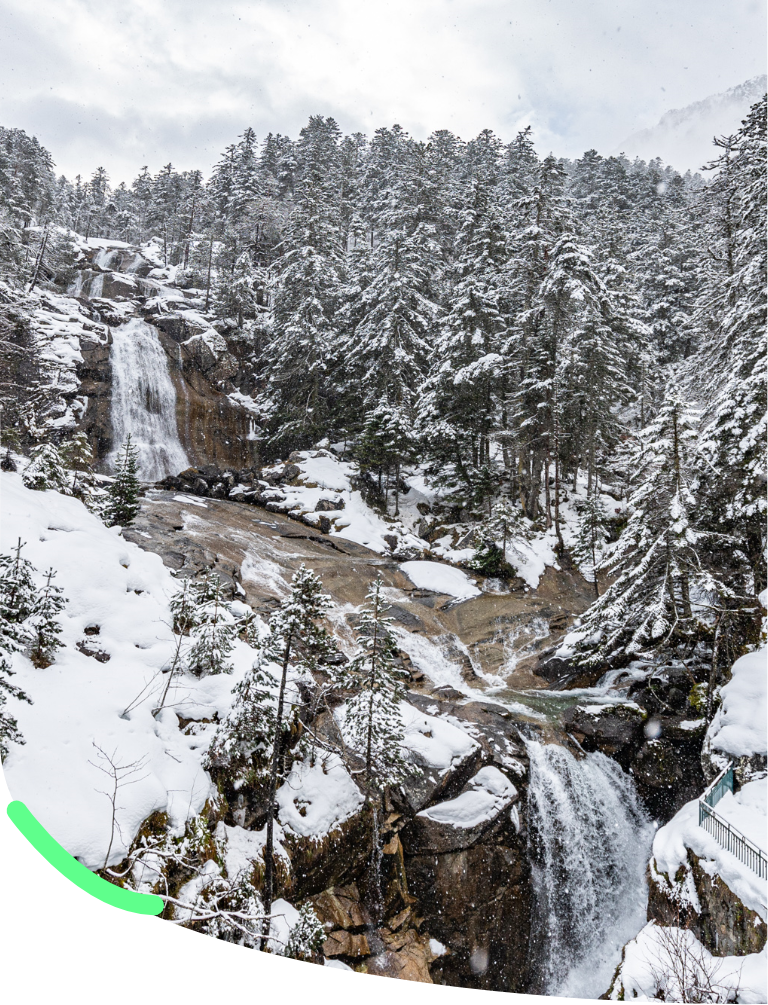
[107, 317, 189, 482]
[525, 739, 654, 999]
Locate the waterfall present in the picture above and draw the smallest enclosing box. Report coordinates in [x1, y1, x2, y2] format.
[525, 739, 654, 999]
[107, 317, 189, 482]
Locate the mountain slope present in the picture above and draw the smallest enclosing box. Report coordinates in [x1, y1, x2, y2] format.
[614, 75, 767, 172]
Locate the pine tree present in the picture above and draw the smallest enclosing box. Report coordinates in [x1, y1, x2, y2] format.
[573, 385, 741, 667]
[572, 491, 609, 598]
[22, 440, 69, 492]
[473, 496, 529, 577]
[169, 576, 197, 635]
[61, 430, 95, 498]
[0, 540, 35, 757]
[28, 568, 67, 667]
[419, 132, 508, 505]
[187, 576, 237, 678]
[105, 434, 141, 527]
[205, 648, 276, 779]
[354, 398, 416, 516]
[337, 575, 409, 793]
[254, 565, 334, 946]
[282, 903, 325, 960]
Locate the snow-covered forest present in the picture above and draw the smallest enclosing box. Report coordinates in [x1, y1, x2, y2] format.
[2, 100, 766, 662]
[0, 93, 765, 1001]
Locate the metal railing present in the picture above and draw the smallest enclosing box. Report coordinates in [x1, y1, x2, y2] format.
[703, 763, 734, 808]
[697, 762, 767, 880]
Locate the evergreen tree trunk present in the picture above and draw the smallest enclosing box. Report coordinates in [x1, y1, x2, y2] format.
[260, 634, 293, 948]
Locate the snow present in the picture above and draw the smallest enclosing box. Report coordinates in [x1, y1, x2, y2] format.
[715, 780, 767, 853]
[269, 898, 300, 950]
[276, 754, 364, 840]
[707, 647, 767, 758]
[679, 718, 706, 730]
[429, 938, 448, 957]
[609, 921, 767, 1004]
[0, 474, 257, 868]
[399, 701, 479, 773]
[418, 766, 516, 828]
[173, 494, 208, 507]
[399, 560, 480, 599]
[651, 792, 767, 921]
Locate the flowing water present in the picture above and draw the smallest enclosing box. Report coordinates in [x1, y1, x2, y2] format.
[107, 317, 189, 482]
[525, 738, 654, 999]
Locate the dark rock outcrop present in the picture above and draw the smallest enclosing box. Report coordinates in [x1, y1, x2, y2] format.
[648, 849, 766, 957]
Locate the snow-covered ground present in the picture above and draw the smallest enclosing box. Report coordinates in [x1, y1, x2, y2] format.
[0, 473, 486, 892]
[609, 921, 767, 1004]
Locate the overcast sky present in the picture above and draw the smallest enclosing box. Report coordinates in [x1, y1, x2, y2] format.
[0, 0, 765, 184]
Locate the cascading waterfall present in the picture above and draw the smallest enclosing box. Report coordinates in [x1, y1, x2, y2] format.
[525, 738, 654, 1000]
[107, 317, 189, 482]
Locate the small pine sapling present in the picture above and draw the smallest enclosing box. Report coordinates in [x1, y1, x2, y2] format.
[573, 492, 609, 598]
[0, 427, 20, 471]
[169, 577, 198, 635]
[0, 542, 35, 757]
[187, 576, 237, 678]
[28, 568, 67, 668]
[62, 431, 94, 497]
[205, 650, 276, 779]
[473, 497, 528, 578]
[22, 441, 70, 493]
[105, 434, 141, 527]
[282, 904, 326, 961]
[0, 539, 38, 630]
[338, 574, 410, 794]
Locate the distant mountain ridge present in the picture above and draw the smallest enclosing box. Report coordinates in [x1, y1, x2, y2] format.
[615, 75, 767, 173]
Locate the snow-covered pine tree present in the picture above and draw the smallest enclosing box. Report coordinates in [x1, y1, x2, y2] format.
[262, 117, 345, 449]
[473, 496, 529, 577]
[186, 576, 237, 678]
[344, 130, 439, 417]
[105, 434, 141, 527]
[0, 540, 35, 757]
[205, 647, 275, 779]
[337, 575, 409, 794]
[169, 576, 198, 635]
[22, 440, 69, 493]
[354, 397, 416, 516]
[254, 564, 334, 945]
[695, 96, 767, 594]
[418, 130, 508, 507]
[573, 384, 741, 667]
[0, 426, 19, 468]
[572, 491, 609, 599]
[28, 568, 67, 667]
[282, 903, 325, 961]
[61, 430, 94, 494]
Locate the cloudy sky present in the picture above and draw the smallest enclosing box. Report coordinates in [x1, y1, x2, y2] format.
[0, 0, 765, 183]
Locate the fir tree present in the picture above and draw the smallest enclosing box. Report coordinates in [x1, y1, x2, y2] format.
[187, 576, 237, 678]
[473, 497, 529, 577]
[105, 434, 141, 527]
[169, 576, 197, 635]
[254, 565, 334, 946]
[0, 540, 35, 757]
[337, 575, 410, 793]
[22, 440, 69, 493]
[572, 491, 609, 598]
[282, 904, 325, 961]
[205, 647, 276, 779]
[28, 568, 67, 667]
[573, 385, 741, 667]
[61, 430, 93, 491]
